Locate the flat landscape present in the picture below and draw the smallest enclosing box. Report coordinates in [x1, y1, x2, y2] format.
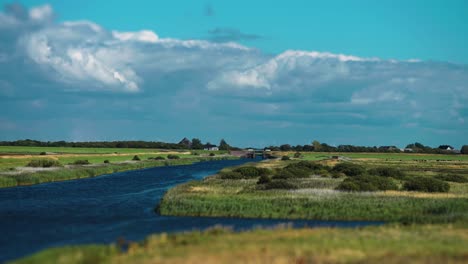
[0, 146, 231, 188]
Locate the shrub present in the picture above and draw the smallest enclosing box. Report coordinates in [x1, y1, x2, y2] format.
[39, 152, 47, 155]
[154, 156, 166, 160]
[403, 177, 450, 193]
[257, 175, 272, 185]
[132, 155, 141, 161]
[318, 169, 330, 177]
[233, 166, 270, 178]
[219, 171, 244, 180]
[103, 160, 110, 164]
[331, 171, 346, 178]
[281, 156, 290, 161]
[332, 163, 366, 177]
[293, 152, 302, 158]
[264, 180, 298, 190]
[336, 175, 398, 192]
[368, 167, 405, 179]
[27, 159, 61, 168]
[273, 166, 310, 179]
[167, 154, 180, 160]
[435, 174, 468, 183]
[72, 160, 90, 165]
[209, 153, 215, 157]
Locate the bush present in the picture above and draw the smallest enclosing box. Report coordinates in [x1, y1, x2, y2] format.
[273, 166, 311, 179]
[368, 167, 405, 179]
[332, 163, 366, 177]
[167, 154, 180, 160]
[293, 152, 302, 158]
[281, 156, 290, 161]
[132, 155, 141, 161]
[435, 174, 468, 183]
[154, 156, 166, 160]
[257, 175, 272, 185]
[403, 177, 450, 193]
[103, 160, 110, 164]
[219, 171, 244, 180]
[27, 159, 61, 168]
[72, 160, 90, 165]
[331, 171, 346, 178]
[233, 166, 270, 178]
[264, 180, 298, 190]
[336, 175, 398, 192]
[39, 152, 47, 155]
[209, 153, 215, 157]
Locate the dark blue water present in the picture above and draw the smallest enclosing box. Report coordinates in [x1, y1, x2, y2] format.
[0, 159, 380, 262]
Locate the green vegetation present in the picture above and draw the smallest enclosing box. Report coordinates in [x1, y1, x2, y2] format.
[0, 156, 236, 188]
[70, 160, 91, 165]
[403, 177, 450, 193]
[13, 225, 468, 264]
[132, 155, 141, 161]
[336, 175, 398, 192]
[27, 159, 61, 168]
[167, 154, 180, 160]
[159, 156, 468, 223]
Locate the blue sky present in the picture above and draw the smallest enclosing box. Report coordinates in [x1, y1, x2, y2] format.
[0, 1, 467, 147]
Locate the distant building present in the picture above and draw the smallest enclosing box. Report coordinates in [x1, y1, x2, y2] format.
[178, 137, 192, 148]
[203, 144, 219, 151]
[404, 148, 414, 152]
[438, 145, 455, 151]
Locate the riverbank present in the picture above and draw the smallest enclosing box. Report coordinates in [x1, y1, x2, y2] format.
[0, 156, 237, 188]
[158, 155, 468, 223]
[13, 224, 468, 264]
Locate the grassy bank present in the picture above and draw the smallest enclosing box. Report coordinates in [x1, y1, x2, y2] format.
[13, 224, 468, 264]
[158, 156, 468, 224]
[0, 157, 235, 188]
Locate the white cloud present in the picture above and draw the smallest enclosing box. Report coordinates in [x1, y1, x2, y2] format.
[0, 3, 467, 145]
[112, 30, 159, 43]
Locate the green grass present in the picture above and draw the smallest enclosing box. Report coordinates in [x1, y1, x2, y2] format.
[13, 224, 468, 264]
[158, 157, 468, 224]
[0, 157, 236, 188]
[295, 152, 468, 161]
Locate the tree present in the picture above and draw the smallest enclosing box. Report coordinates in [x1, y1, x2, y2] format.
[280, 144, 292, 151]
[461, 145, 468, 155]
[312, 140, 321, 152]
[219, 139, 231, 150]
[191, 138, 203, 149]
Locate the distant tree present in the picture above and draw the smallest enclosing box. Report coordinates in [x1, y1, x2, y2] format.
[280, 144, 292, 151]
[191, 138, 203, 150]
[312, 140, 321, 152]
[219, 139, 231, 150]
[461, 145, 468, 155]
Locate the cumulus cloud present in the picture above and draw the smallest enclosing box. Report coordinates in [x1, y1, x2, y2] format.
[1, 3, 467, 146]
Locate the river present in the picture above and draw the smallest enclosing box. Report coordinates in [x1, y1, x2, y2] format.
[0, 158, 380, 262]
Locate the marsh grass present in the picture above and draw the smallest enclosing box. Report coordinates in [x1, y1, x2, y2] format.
[13, 225, 468, 264]
[159, 157, 468, 224]
[0, 157, 235, 188]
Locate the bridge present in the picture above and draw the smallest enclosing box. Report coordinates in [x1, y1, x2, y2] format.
[229, 149, 273, 159]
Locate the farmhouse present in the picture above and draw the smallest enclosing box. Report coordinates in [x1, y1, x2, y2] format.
[203, 144, 219, 151]
[438, 145, 455, 151]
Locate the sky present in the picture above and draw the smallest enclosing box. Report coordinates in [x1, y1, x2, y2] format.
[0, 1, 467, 148]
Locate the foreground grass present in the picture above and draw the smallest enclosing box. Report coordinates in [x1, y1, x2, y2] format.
[0, 157, 235, 188]
[13, 224, 468, 264]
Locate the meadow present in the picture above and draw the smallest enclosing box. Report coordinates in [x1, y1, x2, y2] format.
[159, 152, 468, 224]
[13, 224, 468, 264]
[0, 146, 231, 188]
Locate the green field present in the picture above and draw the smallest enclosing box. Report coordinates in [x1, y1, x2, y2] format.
[290, 152, 468, 161]
[13, 224, 468, 264]
[158, 155, 468, 223]
[0, 146, 233, 188]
